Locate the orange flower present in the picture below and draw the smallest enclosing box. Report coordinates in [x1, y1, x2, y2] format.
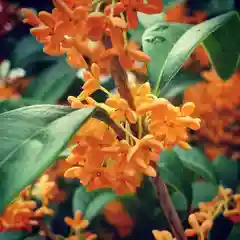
[87, 12, 127, 41]
[31, 174, 58, 205]
[184, 69, 240, 159]
[185, 214, 213, 240]
[101, 27, 151, 70]
[165, 2, 207, 24]
[105, 0, 163, 29]
[65, 210, 89, 230]
[152, 230, 174, 240]
[104, 200, 134, 237]
[106, 94, 137, 123]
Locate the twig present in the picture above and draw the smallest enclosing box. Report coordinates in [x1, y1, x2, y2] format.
[152, 176, 186, 240]
[102, 36, 135, 110]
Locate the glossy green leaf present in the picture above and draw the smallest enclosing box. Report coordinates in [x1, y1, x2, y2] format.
[157, 150, 192, 206]
[213, 155, 239, 189]
[23, 58, 77, 103]
[192, 181, 217, 208]
[0, 98, 42, 113]
[158, 11, 240, 92]
[0, 105, 105, 213]
[160, 71, 202, 98]
[138, 12, 166, 29]
[142, 22, 191, 91]
[174, 146, 218, 185]
[228, 224, 240, 240]
[73, 187, 117, 221]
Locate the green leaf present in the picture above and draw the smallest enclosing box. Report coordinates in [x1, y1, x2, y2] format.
[0, 98, 42, 113]
[171, 191, 188, 219]
[0, 232, 25, 240]
[73, 187, 117, 221]
[213, 155, 239, 189]
[192, 181, 217, 208]
[138, 12, 166, 29]
[174, 146, 218, 185]
[142, 22, 192, 91]
[228, 224, 240, 240]
[158, 11, 240, 92]
[0, 105, 105, 213]
[157, 150, 192, 206]
[160, 71, 202, 98]
[10, 35, 55, 68]
[23, 57, 77, 103]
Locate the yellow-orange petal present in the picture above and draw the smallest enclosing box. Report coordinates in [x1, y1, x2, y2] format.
[91, 63, 100, 79]
[127, 49, 152, 63]
[38, 11, 55, 28]
[22, 8, 41, 26]
[64, 167, 82, 179]
[181, 102, 195, 116]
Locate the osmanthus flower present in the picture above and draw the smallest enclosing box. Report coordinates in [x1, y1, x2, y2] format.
[87, 12, 127, 42]
[152, 230, 175, 240]
[224, 194, 240, 223]
[103, 200, 135, 237]
[65, 210, 97, 240]
[22, 0, 154, 72]
[106, 94, 137, 124]
[63, 66, 200, 194]
[164, 2, 207, 24]
[31, 174, 65, 205]
[184, 69, 240, 160]
[101, 26, 152, 70]
[0, 197, 54, 231]
[185, 185, 239, 240]
[137, 98, 200, 149]
[104, 0, 163, 29]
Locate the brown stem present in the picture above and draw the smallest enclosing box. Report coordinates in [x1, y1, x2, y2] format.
[102, 36, 135, 110]
[152, 176, 186, 240]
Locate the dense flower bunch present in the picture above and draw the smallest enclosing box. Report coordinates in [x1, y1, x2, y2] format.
[65, 80, 200, 194]
[153, 186, 240, 240]
[185, 186, 240, 239]
[21, 0, 200, 195]
[0, 0, 204, 238]
[184, 69, 240, 160]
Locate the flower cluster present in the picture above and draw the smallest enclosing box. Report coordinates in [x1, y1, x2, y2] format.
[20, 0, 198, 195]
[185, 186, 240, 239]
[0, 196, 53, 231]
[64, 210, 97, 240]
[184, 69, 240, 160]
[64, 79, 200, 195]
[21, 0, 161, 72]
[152, 186, 240, 240]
